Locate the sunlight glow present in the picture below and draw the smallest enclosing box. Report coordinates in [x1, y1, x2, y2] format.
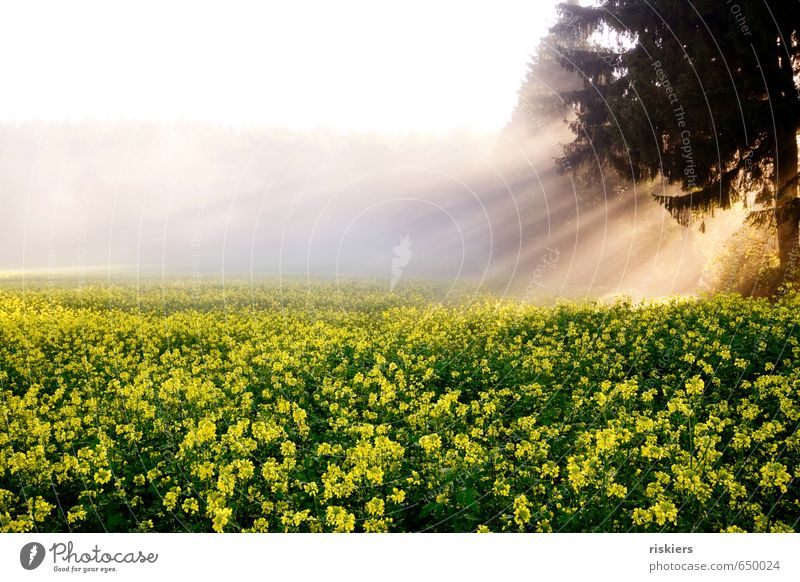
[0, 0, 554, 132]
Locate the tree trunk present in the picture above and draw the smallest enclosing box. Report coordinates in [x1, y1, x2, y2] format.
[776, 124, 799, 278]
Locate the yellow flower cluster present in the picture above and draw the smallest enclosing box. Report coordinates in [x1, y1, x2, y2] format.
[0, 281, 798, 532]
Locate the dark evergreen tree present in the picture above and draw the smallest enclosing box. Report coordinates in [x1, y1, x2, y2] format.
[542, 0, 800, 276]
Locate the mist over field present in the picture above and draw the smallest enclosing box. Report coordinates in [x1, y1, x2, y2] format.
[0, 121, 739, 298]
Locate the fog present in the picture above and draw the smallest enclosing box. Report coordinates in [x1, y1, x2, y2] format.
[0, 121, 741, 298]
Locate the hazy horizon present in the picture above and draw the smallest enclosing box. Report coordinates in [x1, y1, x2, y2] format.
[0, 119, 746, 300]
[0, 1, 751, 299]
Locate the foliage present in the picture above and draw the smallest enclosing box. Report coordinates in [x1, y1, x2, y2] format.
[1, 281, 799, 532]
[533, 1, 800, 273]
[701, 224, 781, 296]
[548, 1, 799, 216]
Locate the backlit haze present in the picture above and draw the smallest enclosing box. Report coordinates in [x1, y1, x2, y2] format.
[0, 1, 742, 298]
[0, 0, 550, 132]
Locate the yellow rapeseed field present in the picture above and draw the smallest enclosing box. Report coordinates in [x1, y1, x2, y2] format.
[0, 281, 798, 532]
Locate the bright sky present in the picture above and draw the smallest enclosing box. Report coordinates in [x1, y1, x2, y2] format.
[0, 0, 555, 132]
